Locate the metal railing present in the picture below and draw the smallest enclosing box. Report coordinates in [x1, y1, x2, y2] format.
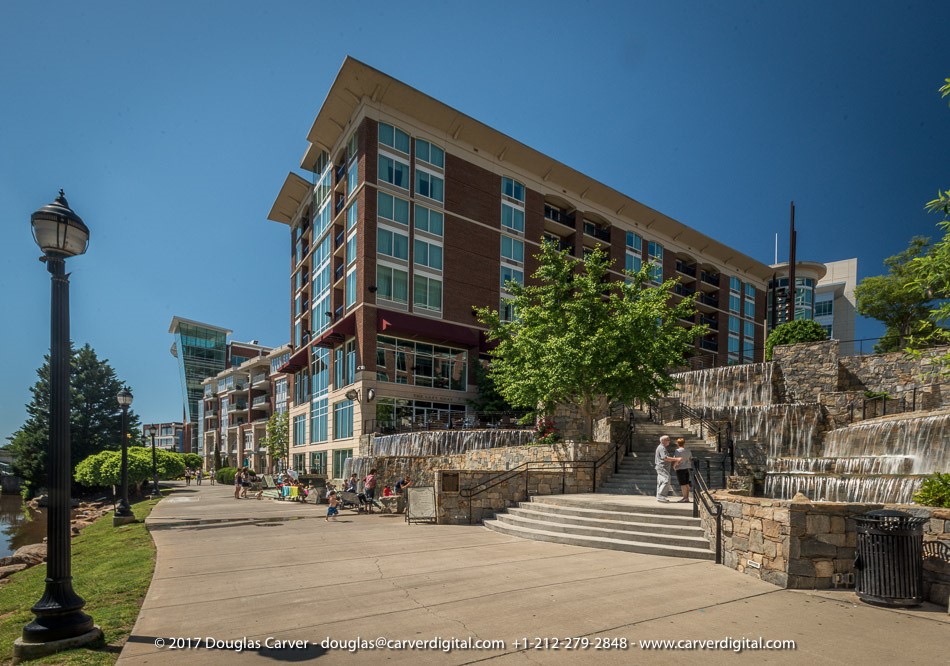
[848, 377, 950, 422]
[691, 467, 723, 564]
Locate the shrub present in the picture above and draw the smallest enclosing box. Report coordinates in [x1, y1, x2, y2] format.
[180, 452, 203, 470]
[215, 467, 237, 486]
[765, 319, 828, 360]
[913, 472, 950, 508]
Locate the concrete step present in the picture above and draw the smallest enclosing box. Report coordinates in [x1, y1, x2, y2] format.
[506, 506, 702, 537]
[494, 512, 710, 548]
[526, 496, 697, 520]
[484, 519, 714, 560]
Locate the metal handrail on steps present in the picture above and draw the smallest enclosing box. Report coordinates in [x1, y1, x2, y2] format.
[691, 467, 722, 564]
[649, 398, 735, 474]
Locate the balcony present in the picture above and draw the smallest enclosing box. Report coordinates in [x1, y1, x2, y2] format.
[251, 373, 268, 386]
[583, 221, 611, 243]
[673, 283, 694, 298]
[701, 316, 719, 330]
[700, 271, 721, 288]
[335, 228, 344, 250]
[335, 195, 345, 215]
[697, 292, 719, 308]
[544, 205, 576, 229]
[699, 338, 719, 352]
[230, 402, 248, 412]
[227, 381, 247, 394]
[334, 305, 344, 319]
[675, 260, 697, 278]
[251, 395, 270, 408]
[335, 163, 346, 183]
[334, 262, 344, 282]
[203, 385, 215, 398]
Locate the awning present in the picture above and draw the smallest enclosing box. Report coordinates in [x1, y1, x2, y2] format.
[377, 310, 480, 347]
[277, 345, 309, 373]
[312, 312, 357, 349]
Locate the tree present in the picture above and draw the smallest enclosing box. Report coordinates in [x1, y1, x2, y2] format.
[263, 411, 289, 473]
[180, 452, 203, 470]
[474, 240, 703, 437]
[468, 360, 514, 413]
[855, 237, 938, 352]
[765, 319, 828, 360]
[75, 447, 184, 496]
[7, 343, 141, 497]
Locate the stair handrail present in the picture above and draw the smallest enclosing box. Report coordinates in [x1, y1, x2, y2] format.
[648, 398, 730, 453]
[691, 467, 723, 564]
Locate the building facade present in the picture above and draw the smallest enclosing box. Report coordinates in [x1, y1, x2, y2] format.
[141, 422, 184, 452]
[265, 58, 783, 479]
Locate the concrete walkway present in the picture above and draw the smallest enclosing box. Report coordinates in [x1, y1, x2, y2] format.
[119, 484, 949, 665]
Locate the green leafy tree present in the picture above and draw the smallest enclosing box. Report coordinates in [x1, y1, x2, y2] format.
[180, 452, 203, 470]
[468, 360, 514, 413]
[75, 447, 184, 496]
[765, 319, 828, 360]
[855, 237, 938, 352]
[475, 241, 703, 438]
[263, 411, 289, 473]
[8, 343, 141, 497]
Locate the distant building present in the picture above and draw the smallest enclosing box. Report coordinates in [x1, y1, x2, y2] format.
[767, 258, 858, 355]
[141, 422, 184, 452]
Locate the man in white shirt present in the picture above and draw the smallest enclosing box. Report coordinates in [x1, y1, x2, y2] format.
[655, 435, 674, 502]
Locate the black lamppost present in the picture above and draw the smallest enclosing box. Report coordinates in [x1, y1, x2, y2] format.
[147, 425, 160, 497]
[16, 191, 101, 658]
[114, 388, 135, 525]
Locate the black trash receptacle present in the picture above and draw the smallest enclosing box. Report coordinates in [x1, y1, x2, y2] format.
[854, 509, 928, 607]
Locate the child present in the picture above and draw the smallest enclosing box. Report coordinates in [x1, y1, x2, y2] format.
[326, 491, 339, 521]
[382, 485, 394, 497]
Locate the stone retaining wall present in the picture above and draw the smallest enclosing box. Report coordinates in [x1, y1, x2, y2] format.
[772, 340, 840, 403]
[702, 492, 950, 607]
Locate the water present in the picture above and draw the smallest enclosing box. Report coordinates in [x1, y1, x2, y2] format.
[369, 429, 534, 457]
[673, 362, 779, 408]
[769, 455, 915, 475]
[701, 403, 823, 458]
[0, 494, 47, 559]
[822, 413, 950, 475]
[765, 473, 926, 504]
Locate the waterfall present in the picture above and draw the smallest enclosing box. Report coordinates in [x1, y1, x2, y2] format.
[822, 413, 950, 475]
[673, 362, 778, 408]
[769, 455, 915, 475]
[765, 473, 926, 504]
[701, 403, 822, 458]
[369, 429, 535, 457]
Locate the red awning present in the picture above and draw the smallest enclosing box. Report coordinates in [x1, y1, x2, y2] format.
[312, 312, 358, 349]
[277, 345, 309, 373]
[377, 310, 480, 347]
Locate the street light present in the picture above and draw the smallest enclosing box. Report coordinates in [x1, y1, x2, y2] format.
[147, 425, 160, 497]
[16, 191, 101, 659]
[114, 388, 135, 525]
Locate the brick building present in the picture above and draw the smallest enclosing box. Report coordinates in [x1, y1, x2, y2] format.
[266, 57, 780, 479]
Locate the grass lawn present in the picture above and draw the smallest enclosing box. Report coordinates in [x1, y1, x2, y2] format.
[0, 495, 162, 665]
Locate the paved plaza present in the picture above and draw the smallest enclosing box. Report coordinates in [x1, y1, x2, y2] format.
[119, 484, 949, 664]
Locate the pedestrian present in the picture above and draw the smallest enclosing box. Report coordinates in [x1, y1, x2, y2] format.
[326, 491, 339, 522]
[671, 437, 693, 503]
[655, 435, 675, 502]
[363, 468, 378, 513]
[196, 468, 203, 486]
[394, 476, 412, 494]
[209, 468, 216, 486]
[240, 467, 251, 499]
[234, 468, 242, 499]
[184, 467, 192, 486]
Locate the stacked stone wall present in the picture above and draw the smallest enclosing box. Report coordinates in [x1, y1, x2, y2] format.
[703, 493, 950, 606]
[772, 340, 840, 403]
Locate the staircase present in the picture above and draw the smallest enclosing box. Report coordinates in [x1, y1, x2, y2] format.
[484, 495, 713, 560]
[598, 413, 728, 495]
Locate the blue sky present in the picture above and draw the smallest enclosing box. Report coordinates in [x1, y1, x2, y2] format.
[2, 1, 948, 441]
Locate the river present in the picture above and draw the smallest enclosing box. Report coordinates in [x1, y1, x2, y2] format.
[0, 494, 47, 559]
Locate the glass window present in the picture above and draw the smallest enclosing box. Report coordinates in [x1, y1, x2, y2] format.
[378, 122, 410, 153]
[311, 397, 328, 443]
[414, 168, 444, 203]
[345, 340, 356, 386]
[815, 299, 833, 317]
[626, 232, 642, 251]
[729, 294, 740, 313]
[501, 236, 524, 263]
[346, 232, 357, 266]
[332, 448, 353, 477]
[625, 252, 642, 274]
[647, 241, 663, 282]
[347, 163, 358, 195]
[744, 321, 754, 340]
[415, 139, 444, 168]
[730, 276, 741, 292]
[375, 336, 467, 390]
[309, 451, 327, 475]
[501, 203, 525, 233]
[822, 324, 833, 338]
[414, 204, 443, 236]
[500, 297, 516, 323]
[378, 191, 409, 225]
[346, 201, 358, 231]
[333, 400, 354, 440]
[378, 227, 409, 260]
[728, 335, 740, 353]
[293, 415, 306, 447]
[502, 177, 525, 202]
[334, 346, 344, 390]
[377, 265, 409, 304]
[413, 275, 442, 312]
[414, 238, 443, 270]
[745, 283, 755, 298]
[500, 266, 524, 291]
[729, 316, 740, 334]
[744, 298, 755, 318]
[378, 154, 410, 189]
[345, 269, 357, 308]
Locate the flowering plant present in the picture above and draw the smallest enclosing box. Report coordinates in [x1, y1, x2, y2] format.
[534, 417, 561, 445]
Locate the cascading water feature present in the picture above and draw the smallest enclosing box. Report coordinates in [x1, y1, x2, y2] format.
[673, 362, 779, 408]
[369, 429, 534, 457]
[702, 403, 823, 459]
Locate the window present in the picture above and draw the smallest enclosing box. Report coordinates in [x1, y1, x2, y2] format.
[345, 340, 356, 386]
[378, 191, 409, 225]
[415, 139, 444, 168]
[378, 154, 410, 189]
[744, 298, 755, 318]
[730, 276, 741, 292]
[377, 265, 409, 304]
[376, 336, 468, 390]
[744, 321, 755, 340]
[378, 122, 410, 153]
[647, 241, 663, 282]
[501, 236, 524, 263]
[414, 204, 443, 236]
[501, 203, 525, 233]
[415, 167, 444, 203]
[729, 316, 740, 334]
[745, 283, 755, 298]
[500, 297, 516, 323]
[815, 299, 833, 317]
[347, 162, 358, 196]
[500, 266, 524, 291]
[626, 232, 642, 252]
[332, 448, 353, 477]
[345, 269, 357, 308]
[346, 201, 359, 231]
[502, 177, 525, 202]
[333, 400, 354, 440]
[625, 252, 642, 274]
[309, 451, 327, 475]
[293, 453, 305, 471]
[346, 232, 357, 266]
[334, 346, 344, 389]
[310, 397, 328, 443]
[414, 238, 443, 270]
[822, 324, 833, 338]
[293, 415, 306, 447]
[413, 275, 442, 312]
[377, 227, 409, 260]
[729, 294, 740, 313]
[728, 335, 740, 353]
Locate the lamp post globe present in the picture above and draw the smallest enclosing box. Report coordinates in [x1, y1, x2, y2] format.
[147, 425, 160, 497]
[114, 388, 134, 520]
[16, 192, 100, 659]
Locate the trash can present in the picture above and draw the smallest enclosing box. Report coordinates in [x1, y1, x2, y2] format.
[854, 509, 928, 607]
